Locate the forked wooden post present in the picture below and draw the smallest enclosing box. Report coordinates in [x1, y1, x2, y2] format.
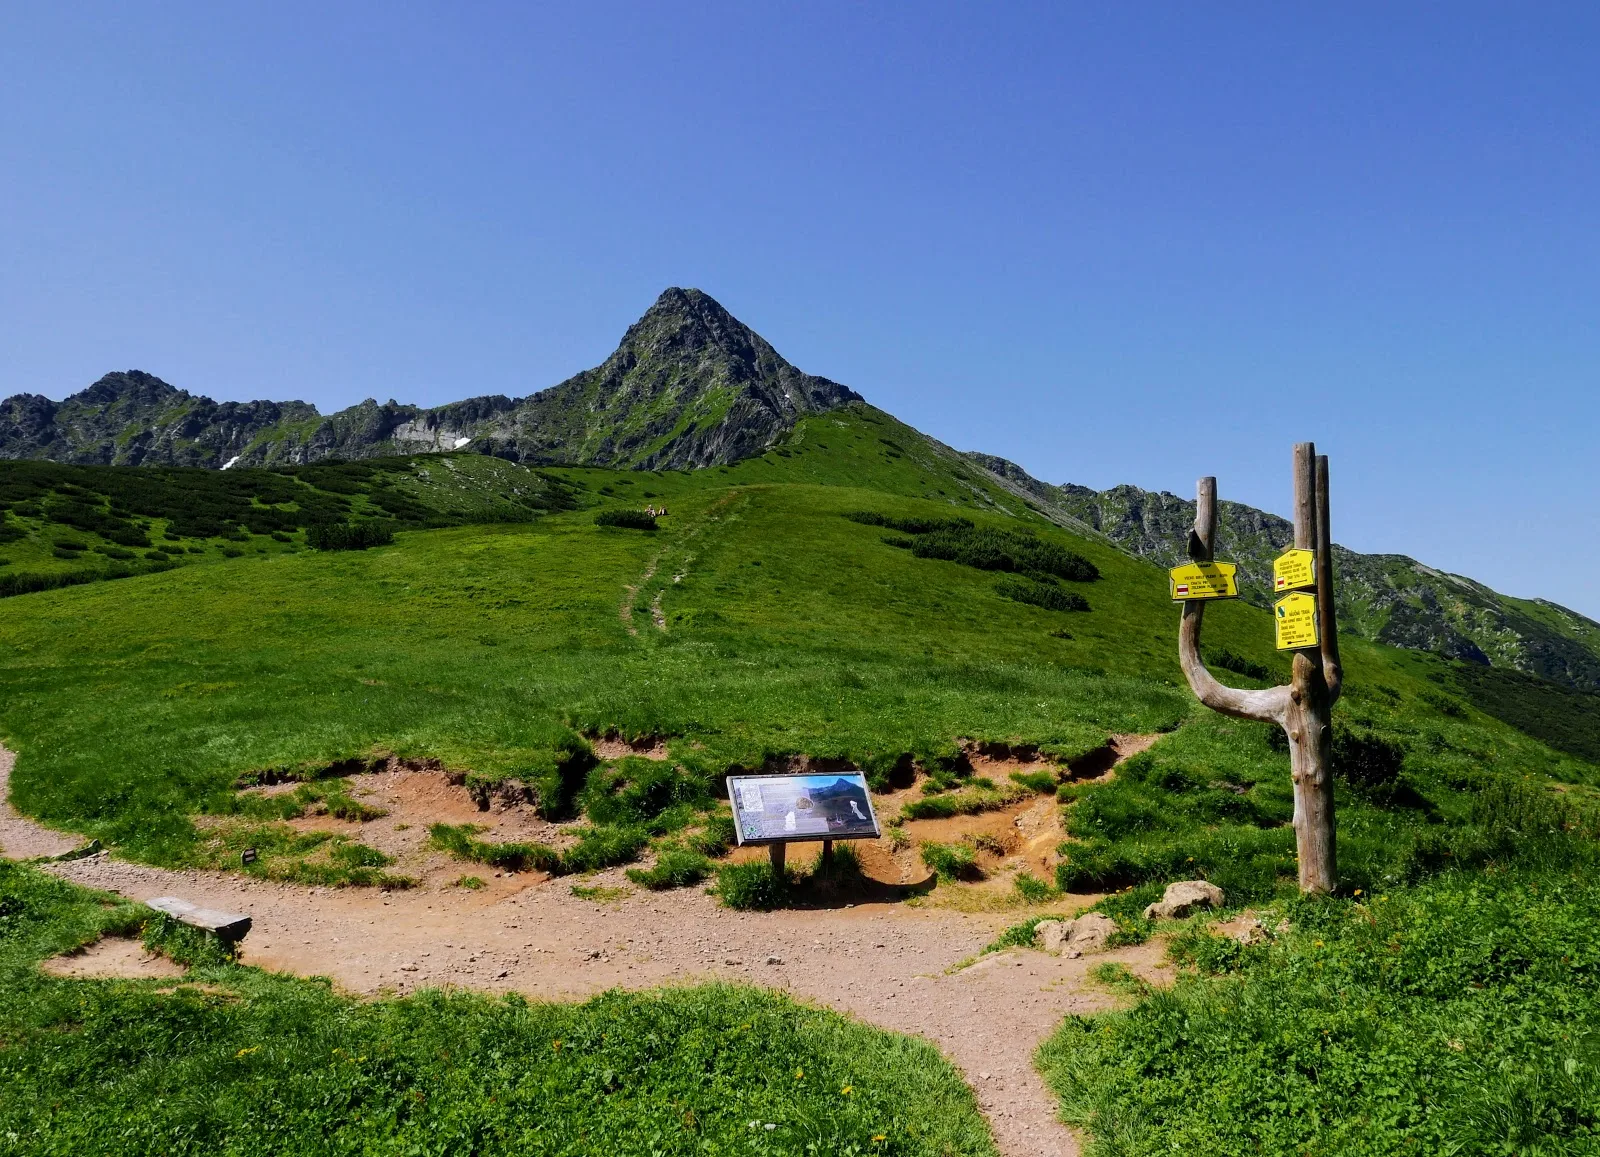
[1176, 443, 1341, 893]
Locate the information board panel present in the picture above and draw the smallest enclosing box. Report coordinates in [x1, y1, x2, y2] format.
[1273, 548, 1316, 593]
[1170, 561, 1239, 601]
[727, 773, 881, 845]
[1274, 591, 1321, 650]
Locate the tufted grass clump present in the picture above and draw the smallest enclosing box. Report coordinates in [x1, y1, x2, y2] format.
[625, 846, 714, 890]
[714, 859, 795, 910]
[919, 840, 980, 881]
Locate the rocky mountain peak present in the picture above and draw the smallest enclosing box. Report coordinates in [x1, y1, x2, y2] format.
[77, 370, 186, 409]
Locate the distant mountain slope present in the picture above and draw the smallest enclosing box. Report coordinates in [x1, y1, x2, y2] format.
[0, 289, 860, 471]
[963, 453, 1600, 693]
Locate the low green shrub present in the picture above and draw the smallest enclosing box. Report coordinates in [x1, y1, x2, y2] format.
[996, 579, 1090, 612]
[581, 759, 706, 829]
[1331, 727, 1405, 790]
[845, 511, 975, 535]
[593, 509, 658, 530]
[306, 520, 395, 551]
[1207, 647, 1273, 681]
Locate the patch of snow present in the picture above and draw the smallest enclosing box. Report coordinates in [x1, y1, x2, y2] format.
[221, 455, 242, 470]
[452, 437, 472, 449]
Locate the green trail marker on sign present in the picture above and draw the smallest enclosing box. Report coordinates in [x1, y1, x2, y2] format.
[1274, 591, 1320, 650]
[1273, 547, 1316, 593]
[1169, 561, 1239, 601]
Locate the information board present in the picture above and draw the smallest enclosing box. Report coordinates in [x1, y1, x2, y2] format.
[1273, 548, 1316, 593]
[1274, 591, 1320, 650]
[726, 773, 881, 845]
[1170, 561, 1239, 601]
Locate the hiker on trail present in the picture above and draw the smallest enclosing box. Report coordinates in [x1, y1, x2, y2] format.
[646, 505, 657, 517]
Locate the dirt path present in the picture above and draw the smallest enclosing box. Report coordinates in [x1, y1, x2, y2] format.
[1, 744, 1171, 1157]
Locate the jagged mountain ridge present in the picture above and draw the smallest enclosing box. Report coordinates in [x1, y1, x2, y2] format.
[0, 289, 860, 471]
[963, 452, 1600, 693]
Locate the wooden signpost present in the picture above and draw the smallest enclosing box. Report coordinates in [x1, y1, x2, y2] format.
[1176, 443, 1343, 894]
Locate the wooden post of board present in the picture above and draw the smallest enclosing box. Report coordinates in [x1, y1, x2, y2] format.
[769, 842, 786, 877]
[821, 839, 834, 873]
[1176, 442, 1342, 894]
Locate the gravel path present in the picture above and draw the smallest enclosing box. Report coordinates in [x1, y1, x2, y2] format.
[2, 745, 1170, 1157]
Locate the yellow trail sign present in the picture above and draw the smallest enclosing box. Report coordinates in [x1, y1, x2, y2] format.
[1273, 548, 1316, 593]
[1170, 561, 1239, 601]
[1274, 591, 1320, 650]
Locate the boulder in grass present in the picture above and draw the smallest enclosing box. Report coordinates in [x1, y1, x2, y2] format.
[1142, 880, 1225, 921]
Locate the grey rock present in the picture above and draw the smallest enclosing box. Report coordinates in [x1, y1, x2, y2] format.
[1067, 912, 1118, 952]
[1143, 880, 1226, 921]
[1032, 920, 1067, 954]
[1034, 913, 1118, 956]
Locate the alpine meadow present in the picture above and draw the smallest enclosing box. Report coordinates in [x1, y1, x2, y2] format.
[1, 289, 1597, 1157]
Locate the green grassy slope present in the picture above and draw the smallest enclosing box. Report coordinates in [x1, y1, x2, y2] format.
[0, 404, 1588, 869]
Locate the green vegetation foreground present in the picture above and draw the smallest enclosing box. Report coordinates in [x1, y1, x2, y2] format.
[0, 861, 994, 1157]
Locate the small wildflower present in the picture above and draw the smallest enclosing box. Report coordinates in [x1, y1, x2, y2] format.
[764, 1123, 776, 1131]
[552, 1039, 562, 1051]
[1353, 889, 1362, 897]
[841, 1085, 853, 1096]
[873, 1135, 887, 1142]
[236, 1047, 258, 1058]
[1314, 939, 1324, 948]
[795, 1068, 804, 1079]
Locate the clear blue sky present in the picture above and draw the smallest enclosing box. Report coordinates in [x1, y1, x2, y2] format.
[3, 3, 1597, 616]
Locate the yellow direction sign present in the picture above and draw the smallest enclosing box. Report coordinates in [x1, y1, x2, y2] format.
[1170, 561, 1239, 601]
[1273, 548, 1316, 593]
[1274, 591, 1320, 650]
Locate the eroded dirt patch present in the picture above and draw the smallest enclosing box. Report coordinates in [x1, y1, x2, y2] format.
[41, 936, 187, 980]
[590, 735, 670, 761]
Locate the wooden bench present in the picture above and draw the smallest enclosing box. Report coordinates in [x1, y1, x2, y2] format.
[146, 896, 253, 942]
